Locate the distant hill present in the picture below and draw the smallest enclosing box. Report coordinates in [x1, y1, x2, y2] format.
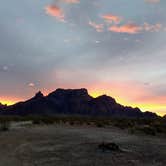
[0, 103, 7, 110]
[0, 88, 157, 118]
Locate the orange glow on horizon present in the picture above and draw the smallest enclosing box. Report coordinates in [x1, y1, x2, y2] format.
[89, 90, 166, 116]
[1, 89, 166, 116]
[1, 100, 15, 106]
[0, 97, 20, 106]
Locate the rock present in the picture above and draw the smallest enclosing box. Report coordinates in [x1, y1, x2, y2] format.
[98, 142, 120, 152]
[33, 91, 44, 99]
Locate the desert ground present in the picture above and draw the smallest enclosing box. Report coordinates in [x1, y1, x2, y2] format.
[0, 122, 166, 166]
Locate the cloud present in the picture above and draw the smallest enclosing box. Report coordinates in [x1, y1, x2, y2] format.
[28, 83, 35, 87]
[108, 23, 142, 34]
[61, 0, 80, 4]
[89, 21, 104, 32]
[143, 23, 162, 32]
[145, 0, 160, 3]
[108, 23, 162, 34]
[2, 66, 9, 72]
[45, 5, 65, 22]
[102, 14, 122, 24]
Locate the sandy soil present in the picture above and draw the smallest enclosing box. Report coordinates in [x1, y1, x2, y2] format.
[0, 123, 166, 166]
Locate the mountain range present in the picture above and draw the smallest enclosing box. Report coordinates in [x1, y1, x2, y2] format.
[0, 88, 158, 118]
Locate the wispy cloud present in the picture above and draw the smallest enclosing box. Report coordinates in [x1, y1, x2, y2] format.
[145, 0, 160, 4]
[28, 82, 35, 87]
[45, 5, 65, 22]
[102, 14, 122, 24]
[61, 0, 80, 4]
[89, 21, 104, 32]
[143, 23, 162, 32]
[108, 23, 142, 34]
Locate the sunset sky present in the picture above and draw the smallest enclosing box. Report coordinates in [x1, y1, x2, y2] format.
[0, 0, 166, 116]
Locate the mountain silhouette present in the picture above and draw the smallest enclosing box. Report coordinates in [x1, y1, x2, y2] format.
[0, 88, 157, 118]
[0, 103, 7, 110]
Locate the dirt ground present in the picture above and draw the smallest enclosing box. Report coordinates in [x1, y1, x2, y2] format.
[0, 123, 166, 166]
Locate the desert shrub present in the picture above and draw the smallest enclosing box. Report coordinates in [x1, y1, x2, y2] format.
[42, 118, 55, 124]
[98, 142, 120, 152]
[74, 121, 82, 125]
[32, 119, 41, 125]
[95, 122, 105, 128]
[31, 116, 56, 125]
[129, 127, 135, 134]
[69, 121, 74, 126]
[136, 125, 157, 136]
[0, 121, 10, 132]
[143, 126, 156, 136]
[54, 119, 61, 124]
[152, 123, 166, 134]
[86, 121, 91, 126]
[112, 119, 134, 129]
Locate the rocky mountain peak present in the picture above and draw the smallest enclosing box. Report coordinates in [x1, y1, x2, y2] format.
[95, 95, 116, 104]
[48, 88, 92, 100]
[34, 91, 44, 99]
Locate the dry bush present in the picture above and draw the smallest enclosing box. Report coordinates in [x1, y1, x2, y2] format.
[0, 121, 10, 132]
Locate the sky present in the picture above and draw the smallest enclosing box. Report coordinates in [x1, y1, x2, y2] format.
[0, 0, 166, 116]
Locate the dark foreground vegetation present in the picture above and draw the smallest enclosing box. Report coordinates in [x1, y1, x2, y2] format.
[0, 116, 165, 136]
